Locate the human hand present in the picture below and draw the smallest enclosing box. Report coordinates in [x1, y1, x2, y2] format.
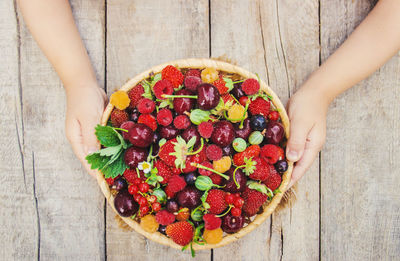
[285, 86, 330, 188]
[65, 83, 107, 177]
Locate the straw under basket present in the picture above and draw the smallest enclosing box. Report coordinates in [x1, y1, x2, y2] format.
[96, 58, 293, 250]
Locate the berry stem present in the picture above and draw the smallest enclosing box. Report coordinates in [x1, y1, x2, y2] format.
[232, 79, 245, 84]
[162, 94, 198, 99]
[216, 205, 233, 217]
[233, 165, 245, 188]
[113, 127, 128, 132]
[186, 138, 204, 156]
[136, 168, 141, 178]
[192, 163, 230, 180]
[239, 101, 250, 129]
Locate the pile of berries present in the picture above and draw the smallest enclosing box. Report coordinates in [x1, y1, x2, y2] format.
[89, 65, 289, 253]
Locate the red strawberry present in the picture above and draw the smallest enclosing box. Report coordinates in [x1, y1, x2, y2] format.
[166, 221, 194, 246]
[182, 153, 201, 173]
[110, 109, 129, 128]
[242, 186, 268, 217]
[162, 65, 184, 88]
[233, 145, 261, 166]
[249, 97, 270, 116]
[248, 157, 271, 181]
[154, 160, 173, 184]
[263, 172, 282, 191]
[167, 175, 186, 193]
[159, 139, 177, 167]
[222, 93, 235, 104]
[213, 78, 229, 94]
[203, 214, 222, 230]
[261, 144, 284, 164]
[206, 189, 227, 214]
[128, 84, 145, 108]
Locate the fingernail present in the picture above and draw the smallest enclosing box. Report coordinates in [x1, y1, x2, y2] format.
[86, 147, 99, 155]
[287, 150, 298, 161]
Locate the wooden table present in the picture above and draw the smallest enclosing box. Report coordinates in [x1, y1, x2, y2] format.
[1, 0, 399, 260]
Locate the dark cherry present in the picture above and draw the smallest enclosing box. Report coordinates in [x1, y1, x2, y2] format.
[182, 126, 201, 147]
[159, 125, 180, 139]
[173, 89, 196, 114]
[158, 225, 167, 235]
[184, 172, 197, 185]
[129, 109, 139, 122]
[223, 167, 247, 193]
[120, 121, 134, 140]
[221, 145, 234, 156]
[275, 160, 288, 174]
[166, 199, 179, 213]
[124, 146, 148, 168]
[211, 121, 235, 147]
[221, 214, 244, 233]
[176, 186, 202, 209]
[152, 144, 160, 157]
[231, 83, 245, 99]
[152, 132, 161, 144]
[114, 190, 139, 217]
[111, 177, 127, 191]
[250, 115, 267, 131]
[265, 121, 285, 145]
[127, 123, 153, 148]
[234, 118, 251, 140]
[196, 83, 220, 110]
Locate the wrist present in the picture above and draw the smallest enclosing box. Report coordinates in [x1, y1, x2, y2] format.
[300, 72, 338, 105]
[65, 80, 100, 97]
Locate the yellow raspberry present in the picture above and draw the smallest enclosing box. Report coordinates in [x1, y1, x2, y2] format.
[201, 68, 219, 83]
[213, 156, 231, 173]
[203, 228, 223, 244]
[140, 214, 159, 233]
[110, 90, 130, 110]
[227, 103, 247, 122]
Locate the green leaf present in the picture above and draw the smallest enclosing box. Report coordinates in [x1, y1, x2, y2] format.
[99, 145, 122, 157]
[186, 136, 197, 149]
[95, 125, 121, 147]
[189, 109, 210, 125]
[86, 153, 109, 170]
[222, 77, 234, 92]
[151, 73, 162, 86]
[141, 80, 153, 99]
[159, 138, 167, 147]
[247, 180, 274, 198]
[158, 99, 173, 109]
[101, 151, 128, 178]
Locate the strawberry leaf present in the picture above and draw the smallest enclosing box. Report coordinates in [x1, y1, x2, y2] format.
[95, 125, 121, 147]
[99, 145, 122, 157]
[100, 151, 128, 178]
[86, 153, 109, 170]
[247, 180, 273, 199]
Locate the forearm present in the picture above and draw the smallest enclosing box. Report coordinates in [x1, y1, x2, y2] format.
[17, 0, 97, 90]
[303, 0, 400, 102]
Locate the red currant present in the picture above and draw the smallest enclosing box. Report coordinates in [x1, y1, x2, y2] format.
[133, 194, 142, 202]
[231, 207, 241, 217]
[148, 195, 157, 203]
[138, 197, 148, 206]
[233, 198, 244, 208]
[139, 182, 150, 193]
[106, 177, 115, 185]
[152, 202, 161, 212]
[128, 185, 139, 195]
[233, 193, 241, 199]
[133, 178, 142, 186]
[225, 194, 235, 205]
[239, 96, 249, 107]
[268, 111, 280, 121]
[140, 205, 150, 215]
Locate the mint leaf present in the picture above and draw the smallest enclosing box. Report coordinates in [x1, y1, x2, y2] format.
[95, 125, 120, 147]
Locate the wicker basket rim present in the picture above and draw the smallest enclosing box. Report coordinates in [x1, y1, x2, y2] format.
[96, 58, 293, 250]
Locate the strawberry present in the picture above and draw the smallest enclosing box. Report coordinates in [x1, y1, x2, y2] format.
[206, 189, 227, 214]
[242, 186, 268, 217]
[158, 139, 177, 167]
[248, 157, 270, 181]
[249, 97, 270, 116]
[232, 145, 261, 166]
[162, 65, 184, 88]
[154, 160, 173, 184]
[263, 172, 282, 191]
[221, 93, 235, 104]
[181, 153, 201, 173]
[261, 144, 284, 164]
[213, 78, 229, 94]
[166, 221, 194, 246]
[110, 109, 129, 128]
[128, 84, 145, 109]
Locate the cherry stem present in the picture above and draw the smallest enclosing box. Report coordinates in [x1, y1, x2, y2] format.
[162, 94, 198, 99]
[216, 205, 233, 217]
[136, 168, 141, 178]
[114, 127, 128, 132]
[192, 163, 229, 180]
[186, 138, 204, 156]
[233, 165, 245, 188]
[232, 79, 245, 84]
[239, 101, 250, 129]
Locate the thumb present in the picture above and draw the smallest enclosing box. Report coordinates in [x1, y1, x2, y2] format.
[286, 118, 310, 162]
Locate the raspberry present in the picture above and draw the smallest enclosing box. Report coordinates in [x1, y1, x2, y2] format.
[261, 144, 284, 164]
[201, 67, 219, 83]
[155, 210, 175, 225]
[212, 156, 231, 173]
[184, 76, 202, 92]
[213, 78, 229, 94]
[185, 69, 201, 78]
[166, 221, 194, 246]
[110, 90, 130, 110]
[123, 168, 137, 183]
[241, 78, 260, 95]
[138, 114, 157, 131]
[137, 98, 155, 114]
[231, 207, 242, 217]
[206, 144, 223, 161]
[153, 79, 174, 99]
[203, 228, 223, 244]
[203, 214, 222, 230]
[128, 85, 145, 108]
[206, 189, 227, 214]
[173, 115, 190, 129]
[156, 108, 173, 126]
[167, 175, 186, 193]
[198, 161, 213, 176]
[140, 215, 159, 233]
[227, 103, 246, 122]
[110, 109, 129, 128]
[210, 173, 222, 185]
[198, 121, 214, 138]
[249, 97, 270, 116]
[164, 185, 176, 198]
[263, 172, 282, 191]
[268, 111, 280, 121]
[162, 65, 184, 88]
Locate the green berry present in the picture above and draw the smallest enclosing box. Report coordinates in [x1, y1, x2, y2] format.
[249, 131, 263, 145]
[232, 138, 247, 152]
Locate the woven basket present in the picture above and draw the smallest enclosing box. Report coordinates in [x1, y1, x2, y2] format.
[96, 58, 293, 250]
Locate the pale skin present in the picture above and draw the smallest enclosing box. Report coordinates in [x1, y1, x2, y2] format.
[18, 0, 400, 185]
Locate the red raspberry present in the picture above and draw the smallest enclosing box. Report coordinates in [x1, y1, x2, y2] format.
[203, 214, 222, 230]
[263, 172, 282, 191]
[164, 185, 176, 198]
[261, 144, 284, 164]
[137, 98, 155, 114]
[162, 65, 184, 88]
[209, 173, 223, 185]
[185, 69, 201, 78]
[123, 169, 137, 183]
[106, 176, 119, 185]
[138, 114, 157, 131]
[198, 121, 214, 138]
[198, 161, 213, 176]
[153, 79, 174, 99]
[206, 144, 223, 161]
[241, 78, 260, 95]
[213, 78, 229, 94]
[110, 109, 128, 128]
[155, 210, 176, 225]
[156, 108, 173, 126]
[249, 97, 271, 116]
[184, 76, 202, 92]
[128, 84, 145, 108]
[173, 115, 190, 129]
[268, 111, 280, 121]
[167, 175, 187, 193]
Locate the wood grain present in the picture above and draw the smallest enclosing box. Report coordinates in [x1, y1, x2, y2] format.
[211, 0, 320, 260]
[320, 0, 400, 260]
[105, 1, 210, 260]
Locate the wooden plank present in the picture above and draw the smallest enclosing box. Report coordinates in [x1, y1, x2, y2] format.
[320, 0, 400, 260]
[211, 0, 320, 260]
[15, 0, 106, 260]
[105, 1, 210, 260]
[0, 1, 37, 260]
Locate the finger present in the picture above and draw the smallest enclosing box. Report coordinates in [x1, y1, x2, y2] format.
[286, 117, 311, 162]
[80, 112, 101, 156]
